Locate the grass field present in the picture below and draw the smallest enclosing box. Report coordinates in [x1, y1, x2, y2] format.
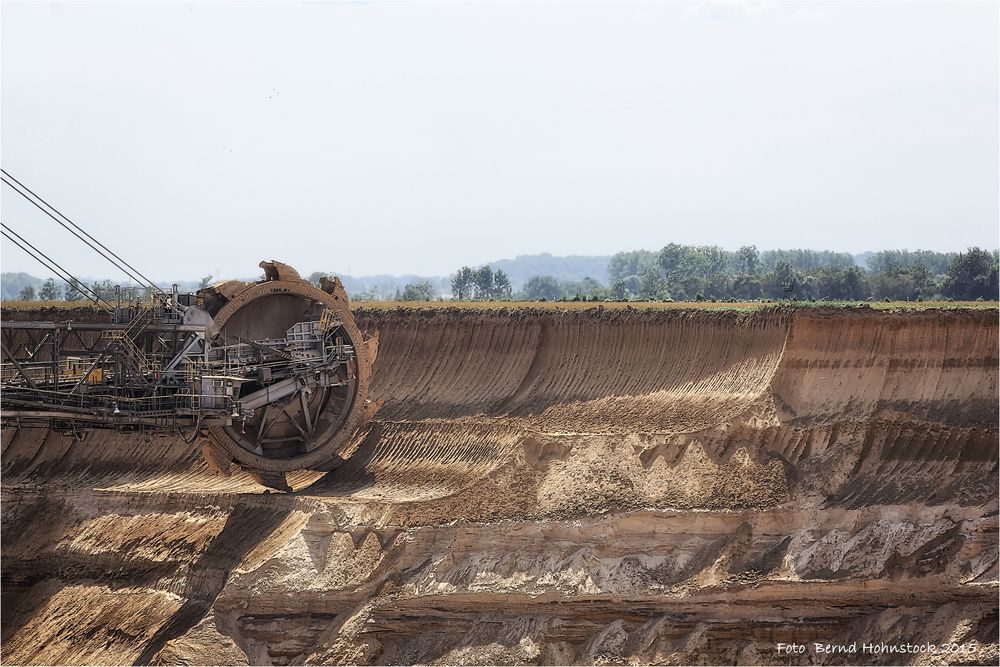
[354, 300, 999, 312]
[3, 299, 996, 312]
[2, 300, 112, 310]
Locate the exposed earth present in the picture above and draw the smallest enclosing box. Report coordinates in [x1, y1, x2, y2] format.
[2, 305, 997, 665]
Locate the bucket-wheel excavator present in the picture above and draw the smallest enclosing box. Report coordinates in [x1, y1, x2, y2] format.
[0, 260, 379, 491]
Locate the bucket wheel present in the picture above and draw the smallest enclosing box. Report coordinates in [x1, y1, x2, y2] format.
[196, 261, 378, 489]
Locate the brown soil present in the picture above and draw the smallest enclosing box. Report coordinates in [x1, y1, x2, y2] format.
[2, 306, 997, 665]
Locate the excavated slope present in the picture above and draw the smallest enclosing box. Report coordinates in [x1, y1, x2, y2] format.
[2, 306, 997, 666]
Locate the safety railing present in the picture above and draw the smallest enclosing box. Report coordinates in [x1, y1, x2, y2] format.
[102, 328, 161, 375]
[1, 383, 234, 417]
[1, 358, 109, 387]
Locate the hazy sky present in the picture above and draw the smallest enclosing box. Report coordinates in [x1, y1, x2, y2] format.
[2, 1, 998, 281]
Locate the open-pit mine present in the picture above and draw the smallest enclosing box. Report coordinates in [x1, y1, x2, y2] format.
[1, 268, 997, 665]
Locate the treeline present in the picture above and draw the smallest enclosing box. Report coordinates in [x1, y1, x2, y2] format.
[351, 266, 515, 302]
[13, 276, 214, 303]
[7, 245, 998, 304]
[15, 277, 120, 302]
[600, 245, 997, 301]
[390, 266, 598, 302]
[442, 245, 999, 302]
[450, 266, 512, 300]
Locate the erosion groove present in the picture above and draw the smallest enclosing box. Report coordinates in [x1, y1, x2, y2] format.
[358, 309, 789, 432]
[1, 306, 997, 665]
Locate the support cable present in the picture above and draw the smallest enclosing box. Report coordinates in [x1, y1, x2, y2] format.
[1, 224, 113, 309]
[1, 173, 156, 292]
[1, 223, 114, 310]
[0, 169, 165, 294]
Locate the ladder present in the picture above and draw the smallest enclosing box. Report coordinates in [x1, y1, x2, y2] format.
[317, 308, 339, 333]
[102, 308, 160, 376]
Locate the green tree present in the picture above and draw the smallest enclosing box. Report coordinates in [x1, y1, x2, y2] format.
[815, 266, 871, 300]
[622, 274, 642, 297]
[942, 247, 999, 300]
[473, 266, 495, 300]
[867, 250, 954, 275]
[451, 266, 475, 299]
[760, 249, 854, 271]
[356, 286, 381, 301]
[64, 278, 87, 302]
[766, 261, 798, 299]
[39, 278, 61, 300]
[400, 280, 435, 301]
[639, 268, 666, 299]
[494, 269, 512, 299]
[608, 250, 658, 282]
[858, 261, 937, 300]
[610, 278, 629, 300]
[840, 266, 871, 300]
[658, 244, 732, 298]
[657, 243, 689, 283]
[658, 244, 693, 298]
[731, 274, 763, 299]
[17, 285, 36, 300]
[559, 277, 606, 300]
[523, 275, 562, 301]
[91, 279, 114, 301]
[578, 277, 603, 297]
[695, 245, 727, 276]
[738, 245, 760, 275]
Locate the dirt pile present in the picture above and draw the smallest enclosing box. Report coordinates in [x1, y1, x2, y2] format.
[2, 306, 997, 665]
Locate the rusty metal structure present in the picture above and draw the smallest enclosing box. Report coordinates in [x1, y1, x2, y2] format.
[1, 261, 378, 490]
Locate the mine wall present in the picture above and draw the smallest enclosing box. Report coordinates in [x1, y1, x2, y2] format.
[2, 307, 997, 665]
